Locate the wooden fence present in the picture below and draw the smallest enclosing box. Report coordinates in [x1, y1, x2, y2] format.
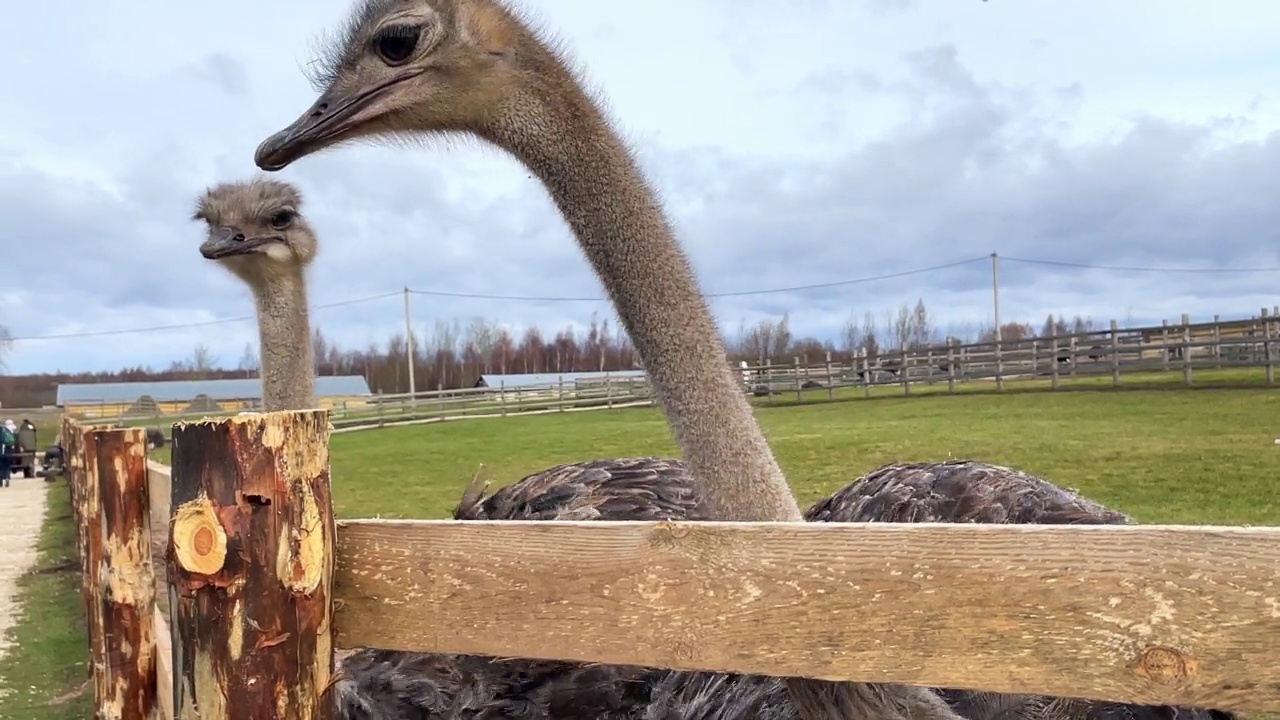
[58, 410, 1280, 718]
[65, 310, 1280, 436]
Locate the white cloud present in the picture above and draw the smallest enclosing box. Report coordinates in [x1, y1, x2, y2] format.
[1, 0, 1277, 373]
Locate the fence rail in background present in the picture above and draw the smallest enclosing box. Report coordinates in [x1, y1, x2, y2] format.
[63, 310, 1280, 434]
[58, 411, 1280, 718]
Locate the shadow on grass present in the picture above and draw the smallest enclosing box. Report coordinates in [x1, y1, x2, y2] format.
[0, 481, 93, 720]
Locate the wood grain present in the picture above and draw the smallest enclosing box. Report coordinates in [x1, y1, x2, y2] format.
[334, 519, 1280, 714]
[154, 607, 174, 720]
[88, 427, 156, 720]
[166, 410, 335, 720]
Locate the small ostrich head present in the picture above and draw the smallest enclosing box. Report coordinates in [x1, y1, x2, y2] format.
[255, 0, 552, 170]
[192, 178, 318, 283]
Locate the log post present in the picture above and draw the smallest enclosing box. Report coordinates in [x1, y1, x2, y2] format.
[166, 410, 335, 719]
[89, 427, 157, 719]
[69, 421, 108, 687]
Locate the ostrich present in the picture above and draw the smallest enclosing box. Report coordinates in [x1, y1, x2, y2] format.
[192, 177, 707, 717]
[250, 3, 960, 717]
[194, 178, 319, 410]
[248, 3, 1232, 719]
[187, 186, 1228, 720]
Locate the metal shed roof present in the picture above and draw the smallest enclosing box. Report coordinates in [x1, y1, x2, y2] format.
[56, 375, 372, 405]
[475, 370, 647, 388]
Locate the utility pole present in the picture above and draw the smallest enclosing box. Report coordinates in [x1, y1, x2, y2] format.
[991, 252, 1003, 390]
[403, 286, 416, 399]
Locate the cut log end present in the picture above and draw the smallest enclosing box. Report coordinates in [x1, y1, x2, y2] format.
[172, 496, 227, 576]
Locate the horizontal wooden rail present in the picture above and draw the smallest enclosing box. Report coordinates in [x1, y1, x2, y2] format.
[333, 519, 1280, 714]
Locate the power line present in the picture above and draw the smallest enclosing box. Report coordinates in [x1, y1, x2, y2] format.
[405, 256, 990, 301]
[10, 252, 1273, 343]
[1001, 255, 1280, 273]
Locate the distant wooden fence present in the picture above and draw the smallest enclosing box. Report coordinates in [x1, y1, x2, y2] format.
[65, 311, 1280, 436]
[59, 411, 1280, 718]
[744, 309, 1280, 397]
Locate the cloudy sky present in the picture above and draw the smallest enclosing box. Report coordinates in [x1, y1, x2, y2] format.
[2, 0, 1278, 375]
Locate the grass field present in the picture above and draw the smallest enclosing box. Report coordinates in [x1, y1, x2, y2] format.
[142, 382, 1280, 524]
[5, 386, 1278, 717]
[326, 385, 1277, 524]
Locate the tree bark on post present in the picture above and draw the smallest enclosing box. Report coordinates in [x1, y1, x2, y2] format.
[69, 421, 109, 689]
[166, 410, 335, 719]
[90, 427, 157, 720]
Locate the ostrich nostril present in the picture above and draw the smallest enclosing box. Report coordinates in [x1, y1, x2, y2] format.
[233, 233, 246, 242]
[310, 103, 328, 117]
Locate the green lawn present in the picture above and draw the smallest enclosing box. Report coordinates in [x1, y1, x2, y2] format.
[142, 384, 1280, 524]
[310, 386, 1277, 524]
[8, 385, 1279, 716]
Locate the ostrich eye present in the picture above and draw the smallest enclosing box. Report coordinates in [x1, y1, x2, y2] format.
[374, 24, 421, 65]
[269, 210, 295, 230]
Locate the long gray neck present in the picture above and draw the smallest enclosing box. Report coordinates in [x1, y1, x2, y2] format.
[496, 83, 802, 523]
[252, 270, 316, 412]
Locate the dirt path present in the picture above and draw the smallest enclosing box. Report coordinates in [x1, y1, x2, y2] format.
[0, 475, 48, 662]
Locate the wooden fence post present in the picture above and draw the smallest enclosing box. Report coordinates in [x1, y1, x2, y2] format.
[1263, 308, 1274, 386]
[1110, 320, 1121, 387]
[1069, 336, 1079, 377]
[499, 379, 507, 416]
[794, 357, 802, 402]
[89, 426, 157, 719]
[167, 410, 335, 719]
[1182, 313, 1193, 386]
[70, 422, 108, 688]
[558, 376, 566, 411]
[825, 352, 835, 400]
[862, 352, 872, 398]
[1161, 320, 1170, 371]
[1213, 314, 1222, 367]
[946, 339, 957, 394]
[1050, 337, 1060, 390]
[900, 346, 910, 396]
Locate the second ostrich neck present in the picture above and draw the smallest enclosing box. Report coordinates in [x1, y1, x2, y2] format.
[493, 74, 801, 523]
[252, 270, 316, 411]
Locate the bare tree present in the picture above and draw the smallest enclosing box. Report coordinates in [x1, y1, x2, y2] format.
[237, 342, 259, 376]
[908, 298, 933, 349]
[893, 303, 911, 350]
[840, 313, 863, 356]
[860, 311, 880, 361]
[190, 344, 219, 377]
[1071, 315, 1097, 333]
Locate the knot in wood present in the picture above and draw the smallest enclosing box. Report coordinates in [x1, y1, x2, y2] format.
[1132, 645, 1198, 685]
[172, 497, 228, 576]
[647, 521, 690, 551]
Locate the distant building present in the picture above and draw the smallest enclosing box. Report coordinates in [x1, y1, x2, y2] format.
[472, 370, 647, 390]
[56, 376, 372, 418]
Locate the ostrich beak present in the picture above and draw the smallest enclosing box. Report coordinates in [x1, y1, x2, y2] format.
[200, 228, 280, 260]
[254, 72, 423, 171]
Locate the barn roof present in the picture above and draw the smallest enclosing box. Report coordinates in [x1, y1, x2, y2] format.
[56, 375, 372, 405]
[475, 370, 647, 388]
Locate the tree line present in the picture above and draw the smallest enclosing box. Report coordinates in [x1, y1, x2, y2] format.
[0, 302, 1102, 407]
